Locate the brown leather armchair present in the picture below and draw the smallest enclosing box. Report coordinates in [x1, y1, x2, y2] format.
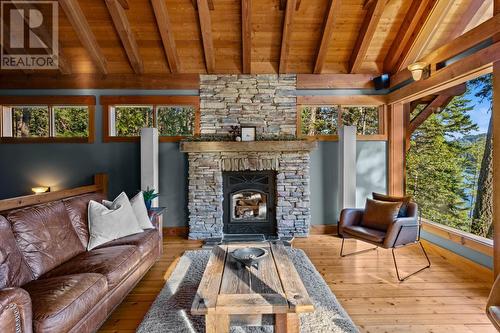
[486, 274, 500, 330]
[338, 201, 431, 281]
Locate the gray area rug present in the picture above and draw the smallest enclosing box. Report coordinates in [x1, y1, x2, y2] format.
[137, 248, 359, 333]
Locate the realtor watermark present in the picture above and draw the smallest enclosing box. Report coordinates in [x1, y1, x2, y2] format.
[1, 1, 58, 70]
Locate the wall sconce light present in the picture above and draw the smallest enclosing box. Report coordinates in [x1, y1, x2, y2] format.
[32, 186, 49, 194]
[407, 62, 428, 81]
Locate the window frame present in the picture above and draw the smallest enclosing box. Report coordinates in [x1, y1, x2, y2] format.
[296, 95, 388, 141]
[100, 96, 200, 143]
[0, 96, 96, 143]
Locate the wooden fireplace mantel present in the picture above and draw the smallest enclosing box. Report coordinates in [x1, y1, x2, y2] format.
[179, 140, 318, 153]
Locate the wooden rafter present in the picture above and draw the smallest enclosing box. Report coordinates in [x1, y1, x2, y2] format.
[105, 0, 144, 74]
[390, 15, 500, 89]
[348, 0, 386, 73]
[395, 0, 454, 73]
[191, 0, 214, 11]
[313, 0, 342, 74]
[388, 40, 499, 104]
[241, 0, 252, 74]
[448, 0, 492, 41]
[116, 0, 129, 9]
[279, 0, 296, 73]
[407, 93, 455, 136]
[151, 0, 181, 73]
[196, 0, 215, 73]
[59, 0, 108, 74]
[384, 0, 435, 74]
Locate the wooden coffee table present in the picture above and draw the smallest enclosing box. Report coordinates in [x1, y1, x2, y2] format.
[191, 242, 314, 333]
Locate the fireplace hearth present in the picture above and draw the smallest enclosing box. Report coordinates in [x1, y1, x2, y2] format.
[223, 171, 276, 236]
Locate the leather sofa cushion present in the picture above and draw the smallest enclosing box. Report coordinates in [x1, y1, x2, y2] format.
[95, 229, 159, 257]
[361, 199, 402, 231]
[63, 193, 106, 248]
[489, 306, 500, 330]
[0, 216, 33, 288]
[372, 192, 412, 217]
[7, 201, 85, 279]
[42, 245, 141, 289]
[24, 273, 107, 333]
[342, 225, 386, 243]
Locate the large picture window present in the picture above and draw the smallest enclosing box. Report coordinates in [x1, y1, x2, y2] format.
[297, 96, 386, 140]
[0, 96, 95, 143]
[101, 96, 199, 142]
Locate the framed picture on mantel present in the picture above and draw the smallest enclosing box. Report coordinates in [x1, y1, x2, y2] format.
[241, 126, 256, 141]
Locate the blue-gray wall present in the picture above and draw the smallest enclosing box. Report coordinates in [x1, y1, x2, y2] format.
[0, 89, 387, 228]
[0, 89, 492, 270]
[309, 141, 386, 225]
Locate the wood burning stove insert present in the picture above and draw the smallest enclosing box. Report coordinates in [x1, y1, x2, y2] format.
[222, 170, 276, 236]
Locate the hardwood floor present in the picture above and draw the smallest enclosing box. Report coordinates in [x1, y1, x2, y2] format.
[98, 235, 496, 333]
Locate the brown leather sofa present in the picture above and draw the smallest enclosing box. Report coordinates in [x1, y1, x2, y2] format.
[0, 190, 162, 333]
[487, 274, 500, 331]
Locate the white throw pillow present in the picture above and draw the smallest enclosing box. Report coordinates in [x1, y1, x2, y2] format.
[130, 192, 155, 229]
[103, 192, 155, 230]
[87, 192, 143, 251]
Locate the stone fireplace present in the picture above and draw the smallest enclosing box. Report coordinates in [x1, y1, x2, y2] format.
[180, 74, 316, 240]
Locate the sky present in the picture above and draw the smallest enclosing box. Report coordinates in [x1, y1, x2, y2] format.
[464, 82, 492, 135]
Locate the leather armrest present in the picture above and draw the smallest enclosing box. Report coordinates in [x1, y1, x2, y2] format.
[338, 209, 364, 236]
[150, 214, 163, 256]
[487, 275, 500, 313]
[383, 217, 419, 248]
[0, 288, 32, 333]
[487, 275, 500, 330]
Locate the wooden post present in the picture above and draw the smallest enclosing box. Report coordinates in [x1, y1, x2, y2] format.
[94, 173, 109, 197]
[388, 103, 406, 196]
[493, 0, 500, 278]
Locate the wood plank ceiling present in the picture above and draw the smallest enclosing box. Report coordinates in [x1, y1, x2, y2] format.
[0, 0, 494, 76]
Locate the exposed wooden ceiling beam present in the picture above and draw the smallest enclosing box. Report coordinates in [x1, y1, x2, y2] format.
[297, 74, 376, 89]
[313, 0, 342, 74]
[116, 0, 129, 9]
[279, 0, 296, 73]
[279, 0, 287, 10]
[388, 40, 499, 104]
[192, 0, 214, 11]
[394, 0, 454, 73]
[407, 83, 466, 135]
[151, 0, 181, 73]
[197, 0, 215, 73]
[384, 0, 435, 74]
[280, 0, 301, 11]
[448, 0, 492, 40]
[59, 0, 108, 74]
[105, 0, 144, 74]
[241, 0, 252, 74]
[390, 15, 500, 89]
[0, 73, 200, 89]
[348, 0, 387, 73]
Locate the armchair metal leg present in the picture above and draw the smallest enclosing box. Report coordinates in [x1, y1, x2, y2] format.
[392, 241, 431, 282]
[340, 237, 378, 257]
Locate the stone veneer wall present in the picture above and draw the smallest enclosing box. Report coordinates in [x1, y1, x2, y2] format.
[188, 151, 311, 239]
[187, 74, 312, 239]
[199, 74, 296, 136]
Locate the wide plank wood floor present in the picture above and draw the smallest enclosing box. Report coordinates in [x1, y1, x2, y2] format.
[98, 235, 496, 333]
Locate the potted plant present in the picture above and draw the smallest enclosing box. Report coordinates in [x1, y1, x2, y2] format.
[143, 187, 159, 211]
